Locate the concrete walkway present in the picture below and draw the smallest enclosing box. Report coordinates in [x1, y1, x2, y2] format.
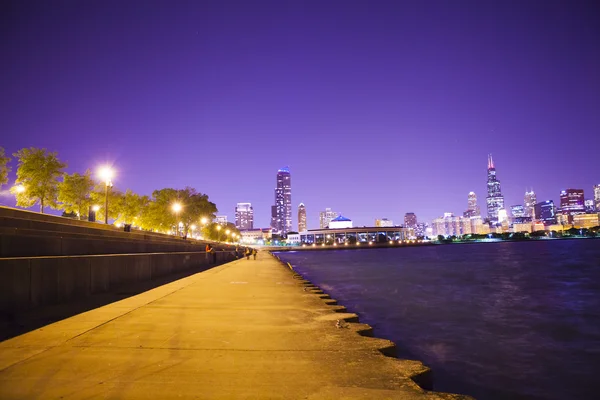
[0, 252, 472, 399]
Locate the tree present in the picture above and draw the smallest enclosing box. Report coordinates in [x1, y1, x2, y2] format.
[137, 187, 217, 234]
[0, 147, 10, 188]
[177, 187, 218, 236]
[116, 190, 149, 226]
[57, 170, 95, 218]
[11, 148, 67, 213]
[90, 183, 123, 223]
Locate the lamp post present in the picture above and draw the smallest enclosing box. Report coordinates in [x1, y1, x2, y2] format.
[98, 167, 114, 224]
[216, 225, 222, 241]
[172, 202, 182, 236]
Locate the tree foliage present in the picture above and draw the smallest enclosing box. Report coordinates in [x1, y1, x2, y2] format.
[0, 147, 10, 188]
[202, 222, 240, 242]
[11, 148, 67, 213]
[116, 189, 149, 225]
[90, 183, 123, 222]
[57, 170, 95, 218]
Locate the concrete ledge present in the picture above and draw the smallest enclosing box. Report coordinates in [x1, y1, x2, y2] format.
[0, 251, 237, 318]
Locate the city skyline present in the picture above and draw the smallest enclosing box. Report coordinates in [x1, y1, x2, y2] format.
[1, 1, 598, 228]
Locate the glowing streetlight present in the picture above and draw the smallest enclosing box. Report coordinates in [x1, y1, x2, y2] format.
[92, 205, 100, 212]
[14, 185, 25, 193]
[97, 166, 114, 224]
[201, 217, 208, 225]
[216, 224, 222, 241]
[172, 202, 182, 236]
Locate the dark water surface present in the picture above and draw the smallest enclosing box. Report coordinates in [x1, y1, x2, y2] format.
[275, 240, 600, 400]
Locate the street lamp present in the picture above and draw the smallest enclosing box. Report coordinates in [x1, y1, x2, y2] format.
[14, 185, 25, 193]
[216, 224, 222, 241]
[172, 202, 182, 236]
[98, 167, 114, 224]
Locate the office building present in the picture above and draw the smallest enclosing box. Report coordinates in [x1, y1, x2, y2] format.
[486, 154, 505, 223]
[215, 215, 227, 225]
[404, 212, 417, 228]
[584, 199, 595, 213]
[535, 200, 557, 225]
[524, 189, 537, 218]
[511, 205, 525, 218]
[298, 203, 307, 232]
[595, 184, 600, 212]
[235, 203, 254, 230]
[464, 192, 481, 217]
[375, 218, 394, 227]
[559, 189, 585, 223]
[270, 167, 292, 235]
[319, 208, 338, 229]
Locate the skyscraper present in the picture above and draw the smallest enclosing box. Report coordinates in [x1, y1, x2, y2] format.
[319, 208, 338, 229]
[535, 200, 557, 225]
[511, 205, 525, 218]
[524, 189, 537, 218]
[463, 192, 480, 217]
[404, 212, 417, 228]
[235, 202, 254, 230]
[271, 167, 292, 235]
[297, 203, 307, 232]
[559, 189, 585, 223]
[595, 184, 600, 212]
[485, 154, 505, 223]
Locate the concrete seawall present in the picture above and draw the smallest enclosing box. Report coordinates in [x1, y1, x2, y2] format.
[0, 250, 237, 318]
[0, 251, 473, 399]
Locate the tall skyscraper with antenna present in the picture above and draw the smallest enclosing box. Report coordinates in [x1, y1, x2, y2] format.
[485, 154, 505, 223]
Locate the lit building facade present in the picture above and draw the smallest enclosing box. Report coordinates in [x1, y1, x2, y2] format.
[559, 189, 585, 223]
[584, 199, 595, 213]
[535, 200, 557, 225]
[404, 212, 417, 228]
[486, 154, 505, 223]
[271, 167, 292, 235]
[235, 203, 254, 230]
[329, 215, 353, 229]
[511, 205, 525, 218]
[415, 222, 427, 237]
[595, 184, 600, 212]
[375, 218, 394, 227]
[319, 208, 338, 229]
[215, 215, 228, 225]
[299, 226, 411, 245]
[464, 192, 481, 217]
[524, 189, 537, 218]
[240, 228, 272, 244]
[573, 213, 599, 228]
[297, 203, 307, 232]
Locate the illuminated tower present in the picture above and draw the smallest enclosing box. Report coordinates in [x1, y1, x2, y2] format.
[235, 203, 254, 230]
[485, 154, 505, 223]
[524, 189, 537, 218]
[404, 212, 417, 228]
[595, 184, 600, 212]
[298, 203, 307, 232]
[270, 167, 292, 235]
[464, 192, 480, 217]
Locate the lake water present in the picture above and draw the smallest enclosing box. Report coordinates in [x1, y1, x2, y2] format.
[274, 239, 600, 400]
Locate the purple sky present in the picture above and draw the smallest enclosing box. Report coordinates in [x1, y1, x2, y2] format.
[2, 0, 599, 229]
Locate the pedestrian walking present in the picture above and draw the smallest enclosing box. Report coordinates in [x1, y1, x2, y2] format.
[252, 248, 258, 260]
[245, 248, 251, 260]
